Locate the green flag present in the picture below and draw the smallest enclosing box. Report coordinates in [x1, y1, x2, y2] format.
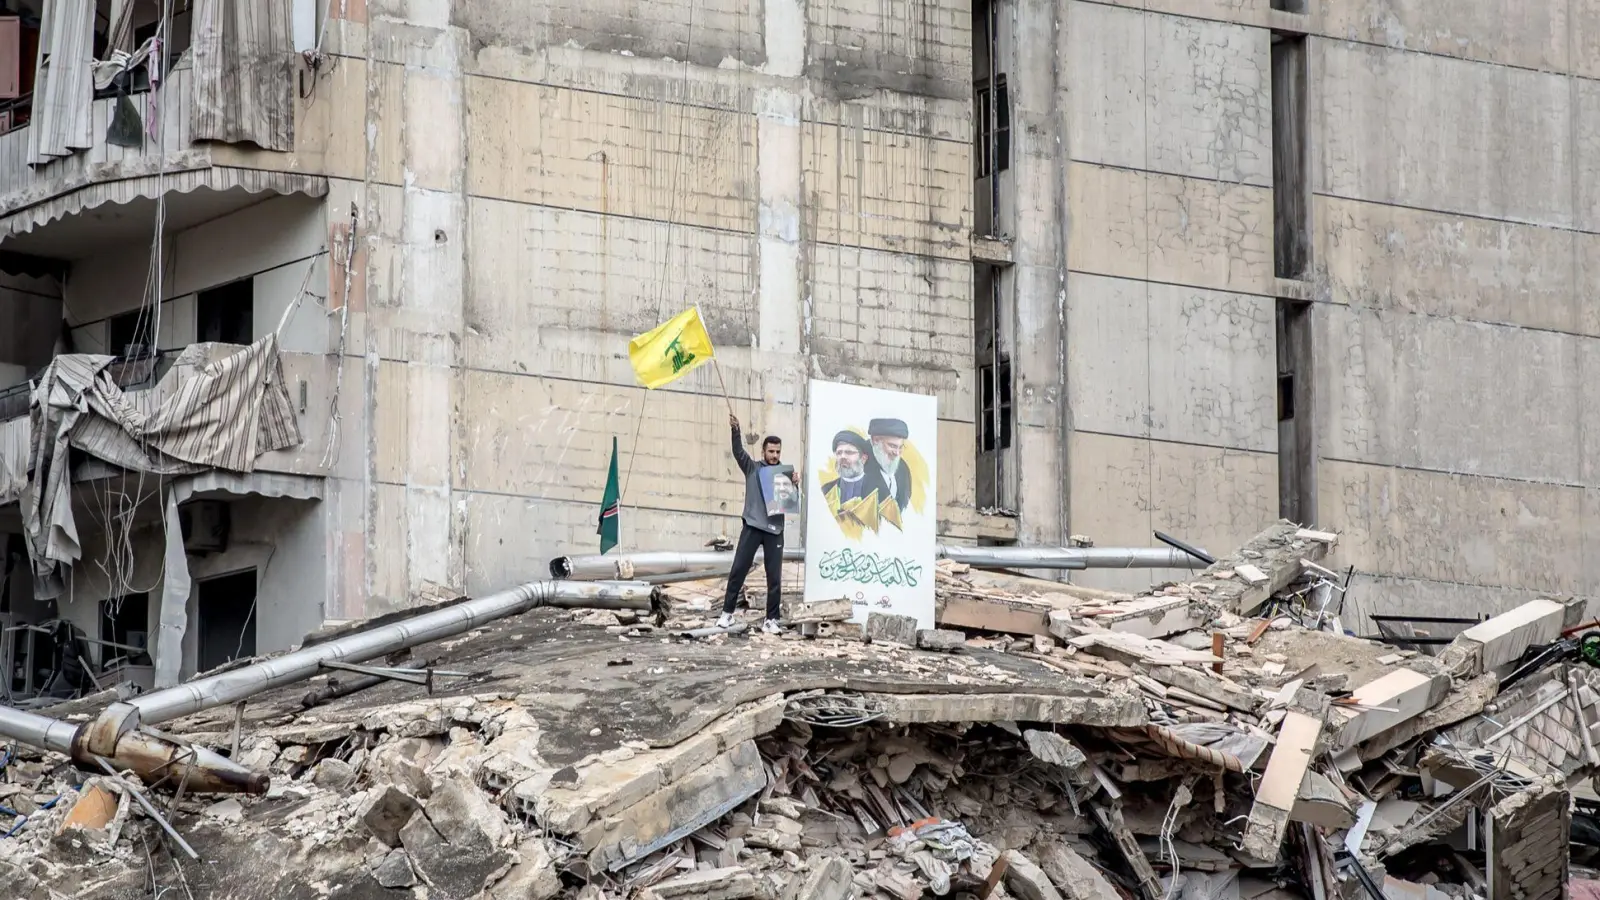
[598, 436, 620, 554]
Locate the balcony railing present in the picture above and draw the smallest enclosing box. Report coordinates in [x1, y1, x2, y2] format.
[0, 62, 197, 218]
[0, 348, 179, 423]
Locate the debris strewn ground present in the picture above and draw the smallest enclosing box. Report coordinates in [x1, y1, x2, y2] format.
[0, 521, 1594, 900]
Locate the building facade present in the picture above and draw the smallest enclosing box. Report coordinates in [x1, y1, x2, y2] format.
[0, 0, 1594, 687]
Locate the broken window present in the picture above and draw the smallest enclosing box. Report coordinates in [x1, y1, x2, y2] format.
[106, 307, 154, 358]
[978, 359, 1013, 453]
[99, 592, 151, 669]
[196, 277, 253, 344]
[974, 74, 1009, 178]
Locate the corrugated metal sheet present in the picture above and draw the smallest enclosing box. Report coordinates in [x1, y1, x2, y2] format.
[191, 0, 295, 152]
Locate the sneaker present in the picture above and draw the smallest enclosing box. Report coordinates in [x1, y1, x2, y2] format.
[715, 613, 735, 628]
[762, 619, 783, 635]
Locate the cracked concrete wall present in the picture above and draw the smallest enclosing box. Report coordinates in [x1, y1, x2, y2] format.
[249, 0, 977, 617]
[1060, 0, 1278, 592]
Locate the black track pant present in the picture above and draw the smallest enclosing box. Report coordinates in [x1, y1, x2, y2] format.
[723, 524, 783, 619]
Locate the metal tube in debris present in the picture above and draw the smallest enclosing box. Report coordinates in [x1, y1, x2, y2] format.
[551, 549, 804, 580]
[551, 546, 1205, 580]
[0, 705, 78, 755]
[937, 546, 1206, 570]
[120, 580, 658, 728]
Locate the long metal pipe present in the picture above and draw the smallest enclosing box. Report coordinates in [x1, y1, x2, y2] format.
[937, 546, 1205, 570]
[551, 549, 805, 580]
[550, 545, 1206, 580]
[0, 704, 77, 755]
[116, 580, 658, 729]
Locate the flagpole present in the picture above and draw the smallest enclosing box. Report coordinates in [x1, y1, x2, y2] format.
[711, 357, 735, 418]
[622, 388, 651, 501]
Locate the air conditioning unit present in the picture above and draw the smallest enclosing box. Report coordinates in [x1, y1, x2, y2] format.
[179, 501, 230, 554]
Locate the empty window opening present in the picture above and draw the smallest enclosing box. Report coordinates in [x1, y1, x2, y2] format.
[196, 278, 254, 345]
[975, 74, 1010, 178]
[99, 592, 151, 670]
[106, 308, 155, 358]
[1270, 0, 1307, 12]
[196, 569, 257, 674]
[1276, 299, 1315, 524]
[975, 262, 1015, 511]
[972, 0, 1010, 236]
[1271, 33, 1310, 279]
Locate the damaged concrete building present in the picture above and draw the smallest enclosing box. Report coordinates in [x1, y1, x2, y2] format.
[0, 0, 1594, 689]
[0, 523, 1596, 900]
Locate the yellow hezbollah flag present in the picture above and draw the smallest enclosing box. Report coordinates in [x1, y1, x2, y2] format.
[628, 306, 715, 389]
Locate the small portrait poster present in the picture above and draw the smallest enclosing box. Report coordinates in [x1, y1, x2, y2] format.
[802, 380, 938, 629]
[761, 465, 801, 516]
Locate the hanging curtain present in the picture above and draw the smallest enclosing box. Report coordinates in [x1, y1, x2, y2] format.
[27, 0, 96, 167]
[190, 0, 295, 151]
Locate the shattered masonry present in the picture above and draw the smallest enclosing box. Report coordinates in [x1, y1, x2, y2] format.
[2, 520, 1597, 900]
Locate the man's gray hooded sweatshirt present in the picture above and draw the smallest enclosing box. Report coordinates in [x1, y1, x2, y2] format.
[731, 425, 783, 534]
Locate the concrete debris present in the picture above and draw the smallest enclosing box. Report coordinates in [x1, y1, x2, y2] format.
[2, 521, 1597, 900]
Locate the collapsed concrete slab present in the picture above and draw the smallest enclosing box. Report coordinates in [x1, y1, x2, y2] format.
[1241, 711, 1322, 864]
[1443, 598, 1567, 677]
[1329, 668, 1451, 752]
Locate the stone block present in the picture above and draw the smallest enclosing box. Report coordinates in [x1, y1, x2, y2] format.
[488, 839, 562, 900]
[917, 628, 966, 651]
[784, 857, 852, 900]
[358, 785, 421, 847]
[1037, 842, 1121, 900]
[650, 866, 757, 899]
[1450, 598, 1566, 675]
[1331, 669, 1452, 751]
[1002, 849, 1066, 900]
[581, 740, 768, 871]
[866, 612, 918, 645]
[373, 850, 417, 889]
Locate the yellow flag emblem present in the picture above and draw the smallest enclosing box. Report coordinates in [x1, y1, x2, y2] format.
[629, 307, 715, 389]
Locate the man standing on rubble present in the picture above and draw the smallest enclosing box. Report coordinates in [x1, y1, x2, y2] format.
[719, 413, 800, 634]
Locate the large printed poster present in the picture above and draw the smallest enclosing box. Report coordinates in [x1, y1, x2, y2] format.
[803, 380, 938, 629]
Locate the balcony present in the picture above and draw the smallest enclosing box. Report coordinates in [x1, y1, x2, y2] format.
[0, 66, 322, 261]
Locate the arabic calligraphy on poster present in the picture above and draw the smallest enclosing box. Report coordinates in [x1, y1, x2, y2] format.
[802, 380, 938, 629]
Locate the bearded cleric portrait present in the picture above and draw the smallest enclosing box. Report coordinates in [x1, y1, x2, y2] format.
[862, 418, 912, 512]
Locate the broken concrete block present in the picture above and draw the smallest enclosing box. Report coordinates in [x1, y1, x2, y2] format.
[401, 806, 517, 900]
[581, 740, 767, 871]
[488, 839, 562, 900]
[650, 866, 757, 899]
[58, 784, 117, 834]
[373, 850, 418, 889]
[1023, 730, 1089, 776]
[1234, 564, 1268, 585]
[366, 737, 437, 799]
[358, 785, 422, 847]
[866, 612, 918, 645]
[1091, 597, 1209, 640]
[790, 597, 855, 623]
[1292, 770, 1356, 830]
[1241, 711, 1322, 864]
[783, 857, 852, 900]
[746, 825, 803, 853]
[1447, 599, 1566, 676]
[1002, 849, 1066, 900]
[917, 629, 966, 651]
[1330, 668, 1451, 751]
[1037, 842, 1121, 900]
[309, 757, 355, 789]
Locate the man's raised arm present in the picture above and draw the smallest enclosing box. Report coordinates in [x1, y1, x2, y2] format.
[729, 413, 755, 474]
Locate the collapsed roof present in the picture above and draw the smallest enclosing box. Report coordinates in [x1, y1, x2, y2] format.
[0, 521, 1592, 900]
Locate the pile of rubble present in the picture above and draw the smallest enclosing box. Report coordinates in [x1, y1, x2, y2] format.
[0, 521, 1593, 900]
